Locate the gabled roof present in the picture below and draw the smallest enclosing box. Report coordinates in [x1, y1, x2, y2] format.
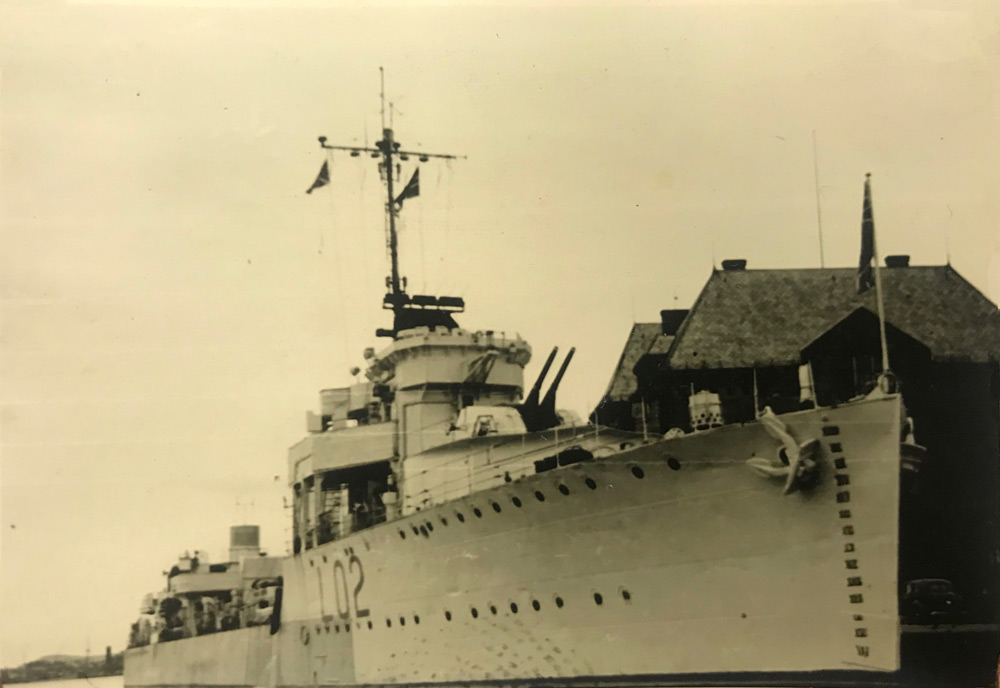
[801, 306, 932, 359]
[666, 265, 1000, 369]
[601, 323, 674, 401]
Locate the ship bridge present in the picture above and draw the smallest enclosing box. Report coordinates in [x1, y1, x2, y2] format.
[368, 326, 532, 457]
[287, 326, 532, 553]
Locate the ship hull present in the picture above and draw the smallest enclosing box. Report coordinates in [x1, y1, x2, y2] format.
[126, 396, 903, 687]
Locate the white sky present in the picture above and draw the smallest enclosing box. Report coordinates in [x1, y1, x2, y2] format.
[2, 0, 998, 664]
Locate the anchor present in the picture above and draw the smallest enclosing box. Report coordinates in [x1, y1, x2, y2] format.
[746, 407, 821, 495]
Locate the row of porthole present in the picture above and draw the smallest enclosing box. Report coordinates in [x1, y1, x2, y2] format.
[444, 588, 632, 621]
[398, 461, 679, 541]
[308, 587, 634, 640]
[314, 612, 425, 636]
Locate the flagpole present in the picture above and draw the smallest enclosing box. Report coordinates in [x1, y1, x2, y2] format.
[867, 173, 891, 377]
[812, 130, 825, 268]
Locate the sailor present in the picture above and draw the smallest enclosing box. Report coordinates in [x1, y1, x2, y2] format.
[231, 588, 245, 629]
[139, 615, 152, 645]
[354, 501, 369, 530]
[201, 596, 218, 634]
[381, 474, 399, 520]
[220, 599, 238, 631]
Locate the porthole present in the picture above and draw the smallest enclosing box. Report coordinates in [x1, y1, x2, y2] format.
[535, 491, 545, 502]
[594, 592, 604, 605]
[512, 496, 522, 507]
[473, 507, 483, 518]
[510, 602, 519, 614]
[667, 457, 681, 471]
[631, 466, 645, 479]
[491, 502, 501, 513]
[322, 555, 328, 563]
[419, 525, 428, 537]
[621, 589, 632, 602]
[555, 596, 564, 608]
[489, 604, 497, 615]
[399, 530, 406, 539]
[344, 624, 350, 633]
[471, 607, 479, 618]
[334, 624, 340, 633]
[399, 616, 406, 626]
[456, 512, 465, 523]
[558, 484, 570, 495]
[386, 618, 392, 628]
[426, 521, 434, 532]
[532, 599, 541, 611]
[585, 477, 597, 490]
[367, 620, 373, 629]
[414, 615, 420, 624]
[411, 525, 420, 535]
[445, 610, 452, 621]
[440, 517, 448, 526]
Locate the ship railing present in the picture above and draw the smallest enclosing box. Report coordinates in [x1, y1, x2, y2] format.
[312, 504, 388, 541]
[404, 430, 634, 508]
[350, 504, 387, 533]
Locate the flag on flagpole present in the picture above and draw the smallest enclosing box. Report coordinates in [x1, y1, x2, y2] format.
[857, 173, 875, 293]
[306, 160, 330, 194]
[394, 168, 420, 207]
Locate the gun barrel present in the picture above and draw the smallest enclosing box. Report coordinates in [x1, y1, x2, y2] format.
[540, 347, 576, 410]
[523, 346, 558, 408]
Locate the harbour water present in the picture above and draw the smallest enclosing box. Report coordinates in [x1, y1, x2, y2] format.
[9, 676, 123, 688]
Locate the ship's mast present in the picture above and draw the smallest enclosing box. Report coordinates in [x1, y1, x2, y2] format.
[382, 129, 401, 296]
[318, 69, 463, 316]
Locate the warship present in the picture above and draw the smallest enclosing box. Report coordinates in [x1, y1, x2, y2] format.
[123, 97, 1000, 686]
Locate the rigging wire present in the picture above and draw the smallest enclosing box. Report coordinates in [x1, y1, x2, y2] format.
[435, 165, 445, 287]
[359, 158, 373, 337]
[445, 158, 453, 273]
[419, 178, 426, 293]
[324, 150, 351, 365]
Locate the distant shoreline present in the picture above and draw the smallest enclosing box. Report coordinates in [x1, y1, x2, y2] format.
[1, 654, 123, 685]
[1, 675, 123, 686]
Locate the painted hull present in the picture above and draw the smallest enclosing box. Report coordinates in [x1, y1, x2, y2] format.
[126, 395, 902, 687]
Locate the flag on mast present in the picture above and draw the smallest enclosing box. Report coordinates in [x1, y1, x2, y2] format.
[394, 168, 420, 207]
[306, 160, 330, 194]
[857, 172, 876, 293]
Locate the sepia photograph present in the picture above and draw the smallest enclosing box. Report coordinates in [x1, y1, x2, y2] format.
[2, 1, 998, 687]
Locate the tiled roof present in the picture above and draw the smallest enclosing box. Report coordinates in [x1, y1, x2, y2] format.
[667, 265, 1000, 369]
[602, 323, 673, 401]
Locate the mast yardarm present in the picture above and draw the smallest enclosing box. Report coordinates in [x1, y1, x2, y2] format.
[316, 85, 465, 338]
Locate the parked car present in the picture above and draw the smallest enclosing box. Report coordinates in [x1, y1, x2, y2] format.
[902, 578, 964, 622]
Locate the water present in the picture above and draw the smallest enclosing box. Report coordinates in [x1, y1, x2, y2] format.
[10, 677, 123, 688]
